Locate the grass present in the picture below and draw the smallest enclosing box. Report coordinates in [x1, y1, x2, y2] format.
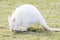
[0, 0, 60, 40]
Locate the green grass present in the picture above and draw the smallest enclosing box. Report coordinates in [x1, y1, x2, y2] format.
[0, 0, 60, 40]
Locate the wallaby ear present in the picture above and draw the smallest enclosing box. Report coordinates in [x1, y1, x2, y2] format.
[13, 18, 15, 22]
[8, 16, 11, 20]
[8, 16, 15, 22]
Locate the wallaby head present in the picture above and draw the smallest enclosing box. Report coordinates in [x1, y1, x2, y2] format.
[8, 16, 15, 32]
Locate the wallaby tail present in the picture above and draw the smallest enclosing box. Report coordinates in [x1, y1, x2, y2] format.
[39, 14, 60, 32]
[48, 28, 60, 32]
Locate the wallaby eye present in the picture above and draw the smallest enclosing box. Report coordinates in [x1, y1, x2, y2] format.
[13, 25, 15, 27]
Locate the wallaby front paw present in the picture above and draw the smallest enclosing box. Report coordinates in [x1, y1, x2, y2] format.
[22, 30, 27, 32]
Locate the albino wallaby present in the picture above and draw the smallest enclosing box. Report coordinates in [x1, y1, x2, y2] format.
[8, 4, 60, 32]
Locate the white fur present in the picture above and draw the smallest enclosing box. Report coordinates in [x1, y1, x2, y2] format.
[8, 4, 60, 32]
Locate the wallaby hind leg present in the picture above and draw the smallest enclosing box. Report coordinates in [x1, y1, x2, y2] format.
[41, 25, 49, 31]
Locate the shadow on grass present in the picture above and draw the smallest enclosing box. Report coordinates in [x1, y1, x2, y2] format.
[14, 27, 45, 33]
[13, 27, 56, 36]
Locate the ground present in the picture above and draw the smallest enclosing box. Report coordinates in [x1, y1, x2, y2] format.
[0, 0, 60, 40]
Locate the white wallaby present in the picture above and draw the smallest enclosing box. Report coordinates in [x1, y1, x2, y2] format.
[8, 4, 60, 32]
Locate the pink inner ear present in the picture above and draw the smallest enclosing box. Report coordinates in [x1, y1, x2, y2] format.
[13, 18, 15, 22]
